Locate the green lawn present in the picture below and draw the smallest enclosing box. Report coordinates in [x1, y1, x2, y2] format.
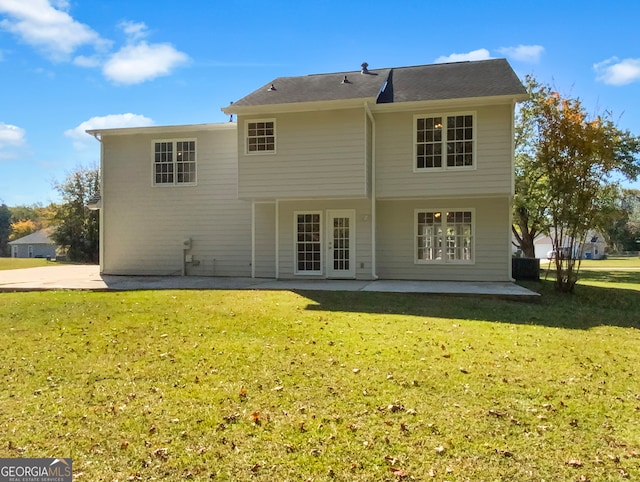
[0, 257, 57, 270]
[0, 276, 638, 480]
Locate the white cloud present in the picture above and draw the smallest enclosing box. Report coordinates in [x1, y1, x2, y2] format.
[73, 54, 101, 68]
[65, 114, 155, 148]
[594, 57, 640, 86]
[103, 41, 189, 84]
[0, 121, 26, 160]
[434, 48, 492, 64]
[0, 0, 107, 61]
[119, 20, 148, 42]
[497, 44, 544, 63]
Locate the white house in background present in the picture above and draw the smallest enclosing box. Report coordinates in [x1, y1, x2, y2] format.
[8, 229, 56, 259]
[535, 231, 608, 260]
[87, 59, 527, 281]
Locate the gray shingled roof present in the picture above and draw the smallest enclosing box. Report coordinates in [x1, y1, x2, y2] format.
[8, 229, 55, 245]
[229, 68, 392, 107]
[225, 59, 526, 111]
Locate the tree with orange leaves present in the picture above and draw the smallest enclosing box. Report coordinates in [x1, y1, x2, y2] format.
[513, 75, 640, 292]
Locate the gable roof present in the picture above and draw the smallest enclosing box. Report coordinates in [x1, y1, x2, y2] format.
[8, 229, 55, 246]
[223, 59, 527, 113]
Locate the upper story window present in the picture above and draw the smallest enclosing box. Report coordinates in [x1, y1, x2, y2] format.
[153, 139, 196, 186]
[246, 120, 275, 154]
[415, 209, 474, 264]
[415, 113, 475, 170]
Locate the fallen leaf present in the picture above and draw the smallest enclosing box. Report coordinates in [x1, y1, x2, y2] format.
[566, 459, 583, 467]
[153, 448, 168, 460]
[388, 403, 404, 413]
[251, 412, 262, 425]
[353, 368, 361, 374]
[389, 467, 409, 478]
[434, 445, 446, 454]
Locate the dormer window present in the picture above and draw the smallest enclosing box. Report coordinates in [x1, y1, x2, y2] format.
[246, 120, 275, 154]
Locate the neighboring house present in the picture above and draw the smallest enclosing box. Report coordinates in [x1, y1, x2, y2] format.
[535, 231, 607, 260]
[88, 59, 527, 281]
[8, 229, 56, 259]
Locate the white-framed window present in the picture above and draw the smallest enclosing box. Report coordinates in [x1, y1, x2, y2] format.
[153, 139, 197, 186]
[28, 245, 33, 258]
[246, 119, 275, 154]
[415, 209, 474, 264]
[295, 212, 322, 274]
[415, 113, 475, 170]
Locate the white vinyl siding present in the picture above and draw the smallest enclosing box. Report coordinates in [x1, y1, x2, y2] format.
[377, 198, 511, 281]
[102, 126, 251, 276]
[377, 105, 513, 198]
[254, 203, 276, 278]
[237, 109, 367, 200]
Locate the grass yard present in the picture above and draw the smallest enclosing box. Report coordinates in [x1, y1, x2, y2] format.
[0, 274, 639, 480]
[0, 257, 56, 270]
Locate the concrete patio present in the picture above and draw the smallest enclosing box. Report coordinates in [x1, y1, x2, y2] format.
[0, 264, 539, 299]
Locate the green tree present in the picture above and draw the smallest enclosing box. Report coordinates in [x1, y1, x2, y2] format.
[0, 203, 10, 256]
[513, 76, 640, 292]
[51, 166, 100, 263]
[512, 77, 551, 258]
[605, 188, 640, 252]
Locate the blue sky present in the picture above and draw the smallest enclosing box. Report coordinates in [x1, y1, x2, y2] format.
[1, 0, 639, 206]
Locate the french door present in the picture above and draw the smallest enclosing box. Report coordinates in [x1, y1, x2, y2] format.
[326, 210, 355, 278]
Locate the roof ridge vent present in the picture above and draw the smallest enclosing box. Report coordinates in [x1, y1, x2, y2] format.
[341, 75, 350, 84]
[361, 62, 369, 74]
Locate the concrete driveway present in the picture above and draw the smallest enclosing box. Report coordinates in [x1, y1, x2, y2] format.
[0, 264, 539, 299]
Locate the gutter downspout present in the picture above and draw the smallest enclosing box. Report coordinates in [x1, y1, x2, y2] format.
[275, 200, 280, 279]
[251, 201, 256, 278]
[509, 98, 517, 281]
[364, 102, 378, 280]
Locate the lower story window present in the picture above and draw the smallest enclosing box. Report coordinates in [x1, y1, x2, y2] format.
[296, 213, 321, 273]
[416, 210, 473, 263]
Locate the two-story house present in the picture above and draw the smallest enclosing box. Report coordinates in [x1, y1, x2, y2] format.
[88, 59, 527, 282]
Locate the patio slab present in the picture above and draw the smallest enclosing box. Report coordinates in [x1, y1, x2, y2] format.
[0, 264, 539, 299]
